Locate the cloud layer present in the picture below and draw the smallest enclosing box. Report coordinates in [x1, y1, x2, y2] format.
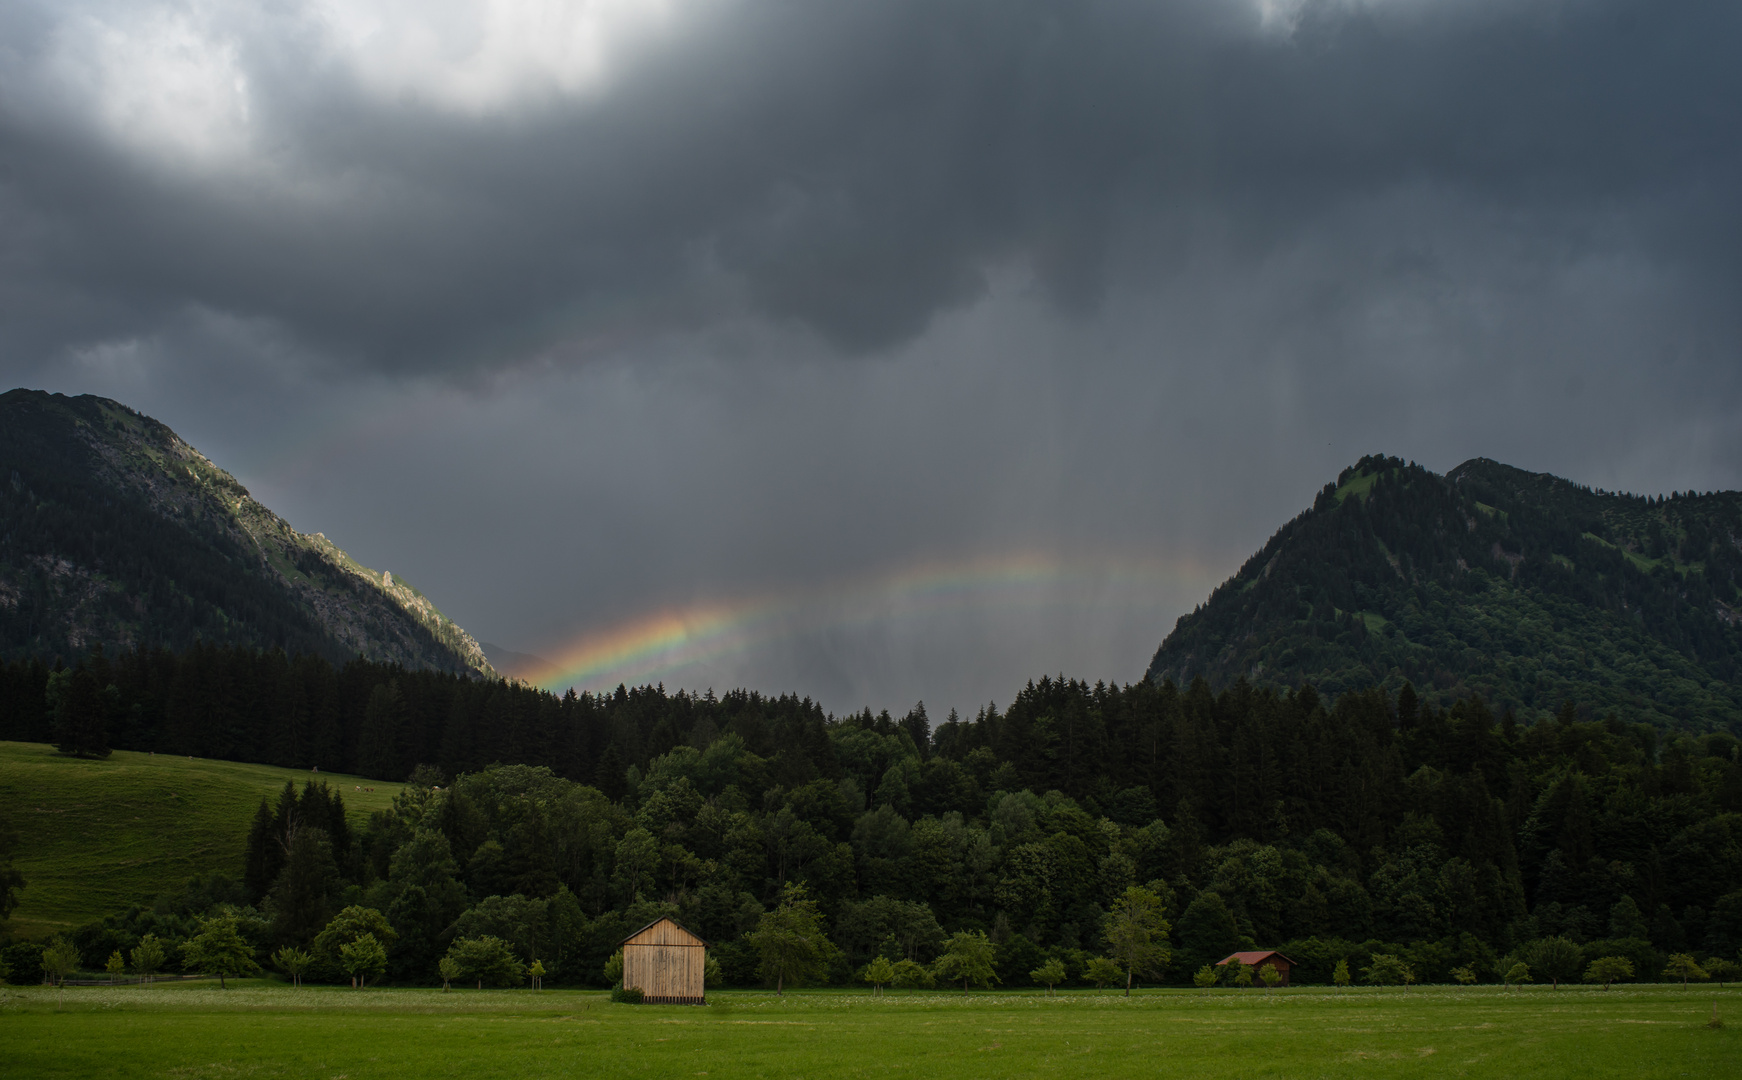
[3, 0, 1738, 712]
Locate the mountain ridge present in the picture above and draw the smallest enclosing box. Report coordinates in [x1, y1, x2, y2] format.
[0, 389, 495, 677]
[1146, 454, 1742, 730]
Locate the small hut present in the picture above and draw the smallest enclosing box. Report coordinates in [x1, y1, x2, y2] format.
[620, 917, 709, 1004]
[1215, 950, 1296, 986]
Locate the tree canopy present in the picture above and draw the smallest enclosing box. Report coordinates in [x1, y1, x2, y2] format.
[181, 914, 262, 988]
[747, 884, 838, 994]
[1103, 885, 1171, 995]
[933, 931, 999, 993]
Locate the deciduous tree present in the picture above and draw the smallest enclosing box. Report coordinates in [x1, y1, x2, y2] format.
[339, 933, 387, 988]
[42, 938, 78, 1009]
[130, 935, 165, 986]
[1362, 953, 1413, 987]
[446, 936, 525, 989]
[1662, 954, 1708, 986]
[864, 955, 894, 997]
[891, 958, 934, 989]
[1583, 956, 1633, 990]
[1103, 885, 1171, 997]
[934, 931, 999, 993]
[41, 938, 79, 987]
[272, 946, 311, 988]
[1084, 955, 1123, 988]
[1525, 938, 1582, 989]
[313, 906, 397, 975]
[746, 883, 838, 995]
[1030, 957, 1066, 996]
[181, 914, 261, 989]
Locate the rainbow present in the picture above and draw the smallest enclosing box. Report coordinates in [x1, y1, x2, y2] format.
[523, 551, 1217, 695]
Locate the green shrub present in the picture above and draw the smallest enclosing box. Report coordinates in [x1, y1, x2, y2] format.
[611, 985, 644, 1004]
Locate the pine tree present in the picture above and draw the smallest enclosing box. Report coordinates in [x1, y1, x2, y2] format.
[46, 667, 112, 758]
[269, 828, 341, 948]
[242, 798, 278, 903]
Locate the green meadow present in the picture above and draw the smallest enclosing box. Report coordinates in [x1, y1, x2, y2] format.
[0, 741, 402, 938]
[1, 982, 1736, 1079]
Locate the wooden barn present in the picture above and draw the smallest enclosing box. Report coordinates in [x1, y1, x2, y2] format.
[1215, 950, 1297, 986]
[621, 917, 708, 1004]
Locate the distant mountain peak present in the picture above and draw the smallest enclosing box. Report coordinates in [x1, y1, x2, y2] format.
[0, 388, 497, 676]
[1146, 454, 1742, 730]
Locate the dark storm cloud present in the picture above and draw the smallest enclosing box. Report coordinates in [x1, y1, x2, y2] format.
[4, 0, 1740, 711]
[1, 0, 1736, 371]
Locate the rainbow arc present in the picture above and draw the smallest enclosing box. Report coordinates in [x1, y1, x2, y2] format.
[523, 552, 1214, 695]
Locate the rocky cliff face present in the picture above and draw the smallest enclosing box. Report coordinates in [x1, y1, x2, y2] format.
[0, 389, 496, 676]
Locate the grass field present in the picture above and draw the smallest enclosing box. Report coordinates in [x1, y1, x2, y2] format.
[0, 741, 403, 939]
[0, 982, 1736, 1078]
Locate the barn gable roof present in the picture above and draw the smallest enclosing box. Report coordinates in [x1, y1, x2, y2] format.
[1215, 950, 1296, 967]
[620, 916, 708, 948]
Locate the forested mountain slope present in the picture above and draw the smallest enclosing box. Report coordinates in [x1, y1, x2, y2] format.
[1146, 455, 1742, 730]
[0, 389, 494, 676]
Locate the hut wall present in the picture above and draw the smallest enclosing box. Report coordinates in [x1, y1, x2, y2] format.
[622, 920, 707, 1003]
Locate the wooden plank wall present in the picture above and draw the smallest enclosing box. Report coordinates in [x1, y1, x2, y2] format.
[624, 943, 705, 1003]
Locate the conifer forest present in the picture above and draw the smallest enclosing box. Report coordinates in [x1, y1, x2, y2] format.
[4, 644, 1740, 989]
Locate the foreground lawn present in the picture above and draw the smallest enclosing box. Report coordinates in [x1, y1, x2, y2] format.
[1, 982, 1735, 1078]
[0, 741, 402, 938]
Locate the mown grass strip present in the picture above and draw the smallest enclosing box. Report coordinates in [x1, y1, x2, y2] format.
[0, 982, 1734, 1080]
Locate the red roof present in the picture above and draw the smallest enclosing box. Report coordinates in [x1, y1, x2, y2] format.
[1215, 951, 1294, 967]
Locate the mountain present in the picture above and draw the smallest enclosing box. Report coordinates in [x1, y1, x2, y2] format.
[1146, 454, 1742, 730]
[0, 389, 495, 677]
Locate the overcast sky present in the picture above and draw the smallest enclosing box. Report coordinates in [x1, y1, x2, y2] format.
[3, 0, 1738, 716]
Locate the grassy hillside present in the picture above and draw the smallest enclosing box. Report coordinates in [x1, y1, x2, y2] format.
[0, 742, 401, 940]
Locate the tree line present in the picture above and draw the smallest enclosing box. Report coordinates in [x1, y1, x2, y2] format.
[2, 643, 1742, 990]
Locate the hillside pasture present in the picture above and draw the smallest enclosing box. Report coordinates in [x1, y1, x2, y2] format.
[0, 741, 401, 938]
[0, 982, 1735, 1079]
